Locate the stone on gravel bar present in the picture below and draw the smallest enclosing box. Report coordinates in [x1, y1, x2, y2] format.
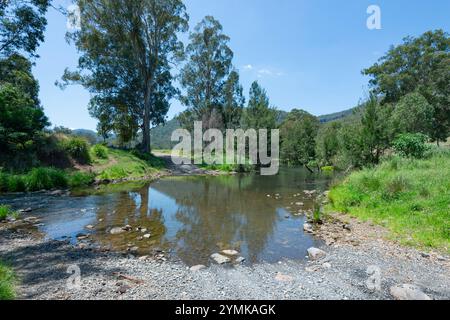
[235, 257, 246, 264]
[390, 284, 431, 300]
[190, 265, 206, 272]
[303, 223, 314, 233]
[222, 249, 239, 256]
[307, 247, 326, 261]
[211, 253, 231, 264]
[110, 227, 126, 235]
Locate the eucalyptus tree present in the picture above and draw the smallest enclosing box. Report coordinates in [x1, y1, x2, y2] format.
[179, 16, 235, 130]
[62, 0, 188, 152]
[0, 0, 51, 58]
[363, 30, 450, 145]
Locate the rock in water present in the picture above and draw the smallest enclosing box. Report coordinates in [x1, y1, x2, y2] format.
[307, 247, 326, 261]
[390, 284, 431, 300]
[303, 223, 314, 233]
[211, 253, 231, 264]
[222, 249, 239, 256]
[110, 227, 125, 235]
[190, 265, 206, 272]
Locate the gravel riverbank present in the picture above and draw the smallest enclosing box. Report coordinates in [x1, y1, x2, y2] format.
[1, 214, 448, 300]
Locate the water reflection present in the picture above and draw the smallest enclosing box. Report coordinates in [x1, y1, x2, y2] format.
[0, 168, 332, 265]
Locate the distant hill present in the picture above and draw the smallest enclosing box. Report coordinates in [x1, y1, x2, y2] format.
[318, 108, 356, 123]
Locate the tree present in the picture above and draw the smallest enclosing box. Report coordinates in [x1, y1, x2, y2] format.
[280, 109, 319, 168]
[316, 121, 341, 166]
[0, 0, 50, 58]
[0, 53, 39, 103]
[63, 0, 188, 153]
[179, 16, 233, 130]
[363, 30, 450, 145]
[0, 83, 48, 158]
[390, 92, 433, 136]
[360, 95, 391, 165]
[393, 133, 430, 159]
[0, 53, 48, 163]
[222, 70, 245, 129]
[241, 81, 278, 130]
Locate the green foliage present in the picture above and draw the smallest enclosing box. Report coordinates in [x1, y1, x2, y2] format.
[0, 262, 15, 300]
[179, 16, 235, 131]
[92, 144, 108, 159]
[390, 92, 434, 136]
[62, 137, 91, 164]
[0, 54, 49, 169]
[0, 205, 17, 221]
[280, 109, 319, 166]
[316, 122, 341, 166]
[25, 167, 68, 191]
[68, 172, 95, 188]
[63, 0, 188, 152]
[97, 149, 162, 181]
[0, 0, 50, 58]
[363, 30, 450, 145]
[242, 81, 278, 130]
[393, 133, 430, 159]
[328, 152, 450, 251]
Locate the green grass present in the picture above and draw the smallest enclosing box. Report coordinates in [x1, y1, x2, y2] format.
[0, 205, 18, 221]
[327, 150, 450, 253]
[95, 149, 165, 180]
[0, 262, 15, 300]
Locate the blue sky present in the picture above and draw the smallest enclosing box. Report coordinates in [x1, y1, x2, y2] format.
[33, 0, 450, 130]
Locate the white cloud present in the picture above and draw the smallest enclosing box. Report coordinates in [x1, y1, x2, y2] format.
[243, 64, 253, 70]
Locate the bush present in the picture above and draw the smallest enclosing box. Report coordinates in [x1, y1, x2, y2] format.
[25, 168, 68, 191]
[92, 144, 108, 159]
[62, 137, 91, 164]
[393, 133, 430, 159]
[68, 172, 95, 188]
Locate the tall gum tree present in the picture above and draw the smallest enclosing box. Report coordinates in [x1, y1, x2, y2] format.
[62, 0, 188, 152]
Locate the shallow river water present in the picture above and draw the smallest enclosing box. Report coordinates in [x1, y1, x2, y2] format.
[0, 168, 334, 266]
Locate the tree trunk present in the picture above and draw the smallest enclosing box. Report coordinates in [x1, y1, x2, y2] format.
[142, 87, 152, 154]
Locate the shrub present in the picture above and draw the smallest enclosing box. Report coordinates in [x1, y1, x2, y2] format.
[92, 144, 108, 159]
[68, 172, 95, 188]
[393, 133, 430, 159]
[25, 168, 68, 191]
[63, 137, 91, 164]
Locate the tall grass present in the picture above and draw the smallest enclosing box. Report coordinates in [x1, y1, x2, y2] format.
[0, 205, 17, 220]
[0, 262, 15, 300]
[0, 168, 95, 192]
[328, 150, 450, 252]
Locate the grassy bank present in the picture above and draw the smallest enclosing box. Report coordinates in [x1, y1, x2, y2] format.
[0, 262, 15, 300]
[91, 148, 165, 180]
[0, 147, 166, 193]
[327, 150, 450, 253]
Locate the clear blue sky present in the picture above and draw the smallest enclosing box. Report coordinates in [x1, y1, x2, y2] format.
[33, 0, 450, 130]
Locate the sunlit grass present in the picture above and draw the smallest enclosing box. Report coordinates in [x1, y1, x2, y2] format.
[327, 150, 450, 253]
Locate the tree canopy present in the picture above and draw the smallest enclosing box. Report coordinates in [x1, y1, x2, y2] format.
[62, 0, 189, 152]
[0, 0, 50, 58]
[364, 30, 450, 144]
